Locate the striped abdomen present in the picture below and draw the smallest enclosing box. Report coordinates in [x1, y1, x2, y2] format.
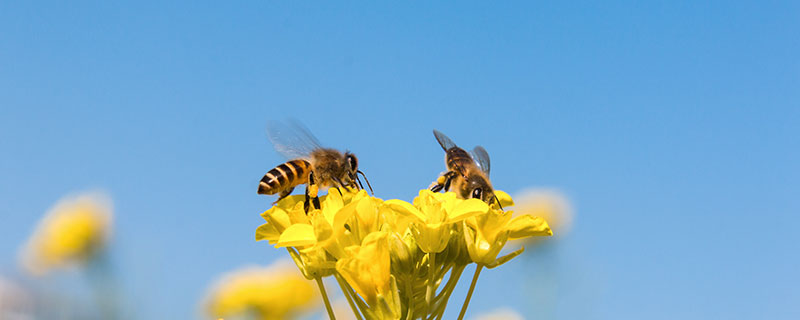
[445, 147, 474, 173]
[258, 159, 312, 195]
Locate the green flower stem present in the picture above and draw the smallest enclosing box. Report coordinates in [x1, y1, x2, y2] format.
[425, 252, 437, 311]
[405, 276, 416, 320]
[337, 272, 373, 319]
[315, 277, 337, 320]
[87, 251, 120, 320]
[334, 273, 364, 320]
[432, 264, 466, 320]
[456, 264, 483, 320]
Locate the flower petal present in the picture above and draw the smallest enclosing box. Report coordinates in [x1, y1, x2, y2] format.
[255, 223, 281, 244]
[275, 224, 317, 248]
[494, 190, 515, 207]
[486, 246, 525, 269]
[507, 215, 552, 239]
[335, 231, 391, 305]
[384, 200, 426, 222]
[449, 199, 489, 221]
[260, 207, 292, 234]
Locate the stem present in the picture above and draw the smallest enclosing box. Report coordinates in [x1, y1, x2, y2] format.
[315, 277, 337, 320]
[456, 265, 483, 320]
[433, 265, 465, 320]
[87, 252, 120, 320]
[405, 276, 416, 320]
[337, 273, 372, 319]
[335, 273, 364, 320]
[425, 252, 436, 310]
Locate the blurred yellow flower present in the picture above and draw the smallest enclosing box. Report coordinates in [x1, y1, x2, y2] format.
[203, 261, 317, 320]
[20, 192, 112, 275]
[512, 189, 573, 238]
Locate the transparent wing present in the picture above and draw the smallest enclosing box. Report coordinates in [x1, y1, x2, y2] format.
[471, 146, 491, 175]
[433, 129, 458, 151]
[266, 120, 324, 160]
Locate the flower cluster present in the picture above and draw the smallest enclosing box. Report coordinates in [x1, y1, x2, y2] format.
[256, 188, 551, 320]
[203, 261, 317, 320]
[20, 193, 112, 275]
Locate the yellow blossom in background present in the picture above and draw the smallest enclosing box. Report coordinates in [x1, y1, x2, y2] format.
[203, 261, 317, 320]
[20, 192, 112, 275]
[512, 189, 573, 239]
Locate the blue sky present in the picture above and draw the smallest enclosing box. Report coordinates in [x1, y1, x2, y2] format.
[1, 1, 798, 319]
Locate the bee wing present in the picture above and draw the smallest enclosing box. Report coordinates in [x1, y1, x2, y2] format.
[266, 120, 324, 160]
[471, 146, 491, 175]
[433, 129, 458, 151]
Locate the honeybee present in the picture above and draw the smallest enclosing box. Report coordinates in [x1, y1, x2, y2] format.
[258, 122, 372, 211]
[429, 130, 501, 208]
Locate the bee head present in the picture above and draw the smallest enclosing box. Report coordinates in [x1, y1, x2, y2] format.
[344, 152, 373, 194]
[344, 152, 358, 174]
[465, 174, 495, 204]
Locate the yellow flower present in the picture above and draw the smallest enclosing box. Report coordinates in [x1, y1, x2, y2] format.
[335, 231, 400, 318]
[335, 231, 391, 305]
[203, 260, 317, 320]
[463, 207, 552, 267]
[255, 187, 556, 320]
[20, 193, 112, 275]
[257, 189, 393, 280]
[384, 190, 488, 253]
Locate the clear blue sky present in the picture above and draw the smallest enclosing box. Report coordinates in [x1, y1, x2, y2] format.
[1, 1, 798, 319]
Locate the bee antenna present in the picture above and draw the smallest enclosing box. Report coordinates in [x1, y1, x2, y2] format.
[493, 195, 504, 211]
[354, 174, 365, 190]
[357, 170, 374, 195]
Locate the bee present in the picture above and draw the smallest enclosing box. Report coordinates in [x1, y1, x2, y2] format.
[257, 122, 372, 211]
[429, 129, 502, 208]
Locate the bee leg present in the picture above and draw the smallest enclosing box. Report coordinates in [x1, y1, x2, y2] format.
[312, 196, 321, 210]
[442, 171, 456, 191]
[430, 171, 456, 193]
[273, 187, 295, 205]
[330, 180, 345, 197]
[429, 173, 447, 192]
[304, 172, 321, 213]
[304, 189, 311, 212]
[304, 186, 321, 212]
[333, 177, 347, 192]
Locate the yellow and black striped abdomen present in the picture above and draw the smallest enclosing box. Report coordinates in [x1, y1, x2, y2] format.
[445, 147, 473, 172]
[258, 159, 312, 195]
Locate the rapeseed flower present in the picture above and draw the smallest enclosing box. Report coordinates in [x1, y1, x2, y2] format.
[385, 190, 487, 254]
[463, 208, 551, 267]
[203, 261, 317, 320]
[255, 188, 552, 320]
[20, 193, 112, 275]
